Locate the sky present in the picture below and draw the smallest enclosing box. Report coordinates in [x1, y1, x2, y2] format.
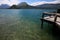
[0, 0, 60, 6]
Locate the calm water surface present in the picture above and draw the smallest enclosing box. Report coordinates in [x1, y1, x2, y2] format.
[0, 9, 57, 40]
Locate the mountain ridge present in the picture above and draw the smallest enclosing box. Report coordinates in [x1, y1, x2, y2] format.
[36, 3, 60, 9]
[9, 2, 37, 9]
[0, 4, 10, 9]
[0, 2, 60, 9]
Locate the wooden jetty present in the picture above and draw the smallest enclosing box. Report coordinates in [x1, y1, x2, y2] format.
[41, 12, 60, 29]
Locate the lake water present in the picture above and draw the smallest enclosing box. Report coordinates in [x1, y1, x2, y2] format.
[0, 9, 57, 40]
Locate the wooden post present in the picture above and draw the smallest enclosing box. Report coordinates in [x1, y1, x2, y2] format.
[41, 13, 45, 29]
[41, 20, 43, 29]
[54, 15, 57, 22]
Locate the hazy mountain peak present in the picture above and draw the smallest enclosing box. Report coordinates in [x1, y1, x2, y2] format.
[18, 2, 28, 7]
[0, 4, 10, 9]
[19, 2, 28, 5]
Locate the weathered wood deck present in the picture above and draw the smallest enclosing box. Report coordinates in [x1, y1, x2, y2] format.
[41, 12, 60, 29]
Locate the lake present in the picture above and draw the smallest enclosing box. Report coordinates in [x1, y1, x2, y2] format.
[0, 9, 57, 40]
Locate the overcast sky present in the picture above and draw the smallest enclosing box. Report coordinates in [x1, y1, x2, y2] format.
[0, 0, 60, 6]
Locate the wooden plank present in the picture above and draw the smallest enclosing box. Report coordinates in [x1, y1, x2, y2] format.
[41, 16, 60, 26]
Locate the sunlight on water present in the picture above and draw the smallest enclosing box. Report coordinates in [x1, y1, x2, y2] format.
[0, 9, 57, 40]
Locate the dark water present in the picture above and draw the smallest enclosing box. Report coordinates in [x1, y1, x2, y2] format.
[0, 9, 57, 40]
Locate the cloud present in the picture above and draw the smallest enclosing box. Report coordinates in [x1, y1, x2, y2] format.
[55, 0, 60, 1]
[0, 0, 19, 6]
[31, 1, 47, 6]
[0, 0, 60, 6]
[31, 0, 60, 6]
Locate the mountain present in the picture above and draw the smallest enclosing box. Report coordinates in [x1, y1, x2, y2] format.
[9, 2, 60, 9]
[0, 4, 10, 9]
[17, 2, 28, 7]
[9, 5, 18, 9]
[9, 2, 37, 9]
[36, 3, 60, 9]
